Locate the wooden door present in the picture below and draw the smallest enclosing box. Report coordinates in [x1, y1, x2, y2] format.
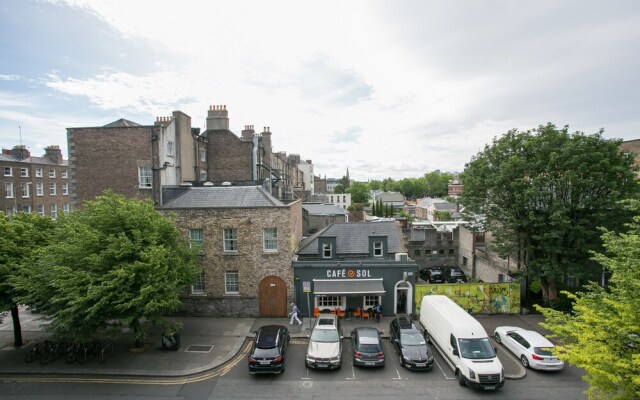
[258, 276, 287, 317]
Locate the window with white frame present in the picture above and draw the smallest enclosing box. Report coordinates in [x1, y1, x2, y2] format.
[373, 241, 383, 257]
[191, 271, 205, 294]
[364, 296, 381, 308]
[5, 182, 13, 198]
[63, 203, 70, 214]
[36, 182, 43, 196]
[167, 141, 175, 157]
[21, 182, 30, 198]
[322, 243, 332, 259]
[225, 271, 239, 294]
[22, 205, 30, 213]
[21, 168, 29, 177]
[37, 204, 44, 216]
[263, 228, 278, 252]
[62, 183, 69, 195]
[50, 204, 57, 219]
[189, 228, 203, 252]
[5, 206, 15, 216]
[199, 169, 207, 181]
[4, 167, 12, 177]
[49, 169, 56, 178]
[35, 168, 43, 177]
[223, 228, 237, 252]
[316, 296, 343, 309]
[62, 169, 68, 178]
[49, 183, 56, 195]
[199, 148, 206, 162]
[138, 166, 152, 188]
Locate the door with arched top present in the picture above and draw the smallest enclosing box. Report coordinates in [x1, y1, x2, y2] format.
[258, 276, 288, 317]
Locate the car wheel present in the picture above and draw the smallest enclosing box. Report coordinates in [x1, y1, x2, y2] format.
[398, 354, 404, 367]
[521, 355, 530, 368]
[494, 333, 501, 343]
[424, 330, 431, 344]
[457, 370, 466, 386]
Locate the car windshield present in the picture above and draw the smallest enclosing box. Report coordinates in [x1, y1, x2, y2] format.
[310, 329, 339, 342]
[400, 331, 426, 346]
[458, 338, 496, 359]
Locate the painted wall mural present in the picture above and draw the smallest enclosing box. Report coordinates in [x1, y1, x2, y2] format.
[415, 282, 520, 315]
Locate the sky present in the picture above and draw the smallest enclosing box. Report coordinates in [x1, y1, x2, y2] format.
[1, 0, 639, 181]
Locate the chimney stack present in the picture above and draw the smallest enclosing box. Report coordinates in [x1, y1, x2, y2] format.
[241, 124, 255, 140]
[206, 104, 229, 130]
[45, 145, 63, 164]
[10, 145, 30, 160]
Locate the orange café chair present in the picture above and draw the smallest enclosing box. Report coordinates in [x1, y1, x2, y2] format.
[362, 308, 370, 320]
[335, 308, 346, 318]
[313, 307, 320, 318]
[352, 306, 362, 319]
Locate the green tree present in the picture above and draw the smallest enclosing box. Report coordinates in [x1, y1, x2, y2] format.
[0, 212, 56, 347]
[424, 171, 454, 198]
[347, 181, 370, 204]
[338, 175, 351, 189]
[536, 200, 640, 400]
[381, 178, 400, 192]
[434, 210, 452, 221]
[15, 192, 200, 346]
[368, 180, 382, 190]
[461, 124, 638, 304]
[333, 184, 345, 194]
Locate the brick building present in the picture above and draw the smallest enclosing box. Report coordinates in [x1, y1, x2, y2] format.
[403, 221, 461, 270]
[160, 186, 303, 317]
[1, 145, 69, 218]
[67, 112, 202, 208]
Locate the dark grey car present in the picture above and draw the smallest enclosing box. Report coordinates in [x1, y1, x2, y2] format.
[389, 317, 434, 370]
[351, 327, 385, 367]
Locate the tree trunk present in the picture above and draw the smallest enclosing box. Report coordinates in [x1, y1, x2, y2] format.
[11, 304, 23, 348]
[131, 318, 143, 348]
[540, 275, 559, 305]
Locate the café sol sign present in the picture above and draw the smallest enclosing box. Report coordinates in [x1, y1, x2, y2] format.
[326, 268, 372, 278]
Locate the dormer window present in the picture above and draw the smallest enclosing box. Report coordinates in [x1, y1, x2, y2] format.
[373, 241, 383, 257]
[322, 243, 332, 259]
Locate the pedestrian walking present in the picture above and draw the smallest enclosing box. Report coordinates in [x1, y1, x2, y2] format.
[289, 302, 302, 325]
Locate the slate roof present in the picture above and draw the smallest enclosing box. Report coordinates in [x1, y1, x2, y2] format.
[376, 192, 405, 202]
[303, 203, 347, 215]
[298, 221, 404, 255]
[160, 186, 286, 209]
[416, 197, 446, 208]
[102, 118, 142, 128]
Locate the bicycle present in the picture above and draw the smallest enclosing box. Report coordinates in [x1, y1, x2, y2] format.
[40, 340, 68, 365]
[25, 342, 43, 363]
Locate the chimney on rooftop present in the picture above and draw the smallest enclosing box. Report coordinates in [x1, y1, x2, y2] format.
[206, 104, 229, 130]
[10, 145, 30, 160]
[45, 145, 63, 164]
[241, 124, 255, 140]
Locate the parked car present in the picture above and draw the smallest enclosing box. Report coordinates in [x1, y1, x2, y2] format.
[351, 327, 385, 367]
[389, 316, 434, 370]
[494, 326, 564, 371]
[419, 268, 445, 284]
[447, 267, 467, 283]
[248, 325, 289, 374]
[306, 314, 342, 369]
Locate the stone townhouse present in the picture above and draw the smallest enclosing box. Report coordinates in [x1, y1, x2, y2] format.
[403, 221, 462, 270]
[1, 145, 69, 218]
[160, 185, 303, 318]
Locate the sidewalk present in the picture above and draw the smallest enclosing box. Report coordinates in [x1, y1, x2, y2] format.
[0, 307, 540, 378]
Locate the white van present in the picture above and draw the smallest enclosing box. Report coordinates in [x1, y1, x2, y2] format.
[420, 295, 504, 390]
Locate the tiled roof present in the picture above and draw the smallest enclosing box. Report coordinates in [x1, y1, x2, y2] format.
[303, 203, 347, 215]
[160, 186, 286, 209]
[298, 221, 403, 255]
[377, 192, 405, 202]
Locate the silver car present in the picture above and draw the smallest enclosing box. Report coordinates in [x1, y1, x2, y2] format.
[305, 314, 342, 369]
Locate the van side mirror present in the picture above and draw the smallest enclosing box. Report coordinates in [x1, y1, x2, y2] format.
[453, 349, 459, 356]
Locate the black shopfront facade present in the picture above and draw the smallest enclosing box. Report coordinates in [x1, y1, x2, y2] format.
[292, 259, 419, 318]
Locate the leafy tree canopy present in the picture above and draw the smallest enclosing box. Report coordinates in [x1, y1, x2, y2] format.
[14, 191, 200, 344]
[536, 199, 640, 400]
[460, 123, 639, 303]
[347, 181, 370, 204]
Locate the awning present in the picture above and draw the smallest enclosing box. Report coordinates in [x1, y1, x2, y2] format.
[313, 279, 386, 296]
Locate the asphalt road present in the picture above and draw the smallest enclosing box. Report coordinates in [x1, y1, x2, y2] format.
[0, 338, 588, 400]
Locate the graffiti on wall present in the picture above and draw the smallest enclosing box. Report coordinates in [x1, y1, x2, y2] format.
[415, 282, 520, 315]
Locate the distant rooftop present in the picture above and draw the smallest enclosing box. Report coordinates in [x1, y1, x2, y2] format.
[160, 186, 286, 209]
[102, 118, 142, 128]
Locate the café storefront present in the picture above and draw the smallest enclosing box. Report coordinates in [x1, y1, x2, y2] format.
[292, 259, 419, 318]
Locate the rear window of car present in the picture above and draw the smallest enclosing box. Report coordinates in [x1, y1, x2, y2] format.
[252, 347, 279, 357]
[358, 343, 381, 353]
[534, 347, 554, 356]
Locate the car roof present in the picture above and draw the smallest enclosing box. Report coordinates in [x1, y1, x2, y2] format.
[354, 327, 380, 338]
[502, 327, 554, 347]
[255, 325, 285, 347]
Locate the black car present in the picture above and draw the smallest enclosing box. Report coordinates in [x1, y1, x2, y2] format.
[447, 267, 467, 283]
[419, 268, 445, 284]
[248, 325, 289, 374]
[351, 327, 385, 367]
[389, 316, 434, 370]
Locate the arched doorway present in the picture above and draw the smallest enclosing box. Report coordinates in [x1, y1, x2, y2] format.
[258, 276, 288, 317]
[394, 281, 413, 315]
